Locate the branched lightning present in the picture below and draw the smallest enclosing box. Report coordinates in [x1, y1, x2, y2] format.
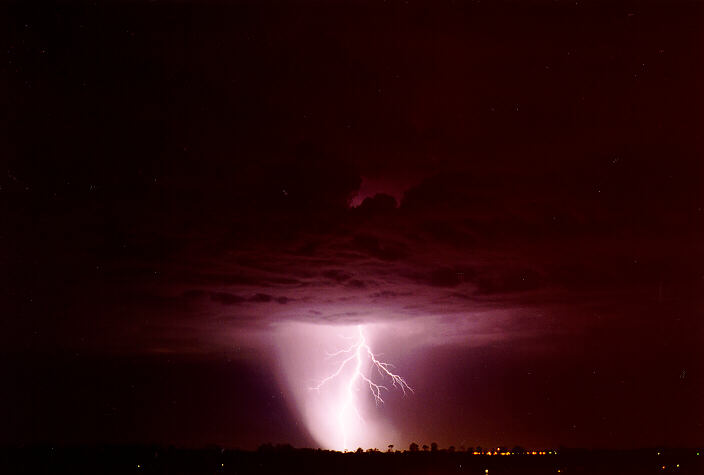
[310, 325, 412, 450]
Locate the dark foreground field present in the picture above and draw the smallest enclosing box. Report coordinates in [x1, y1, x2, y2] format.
[2, 446, 701, 475]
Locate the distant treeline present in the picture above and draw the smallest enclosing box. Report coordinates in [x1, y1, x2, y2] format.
[256, 442, 557, 455]
[1, 445, 701, 474]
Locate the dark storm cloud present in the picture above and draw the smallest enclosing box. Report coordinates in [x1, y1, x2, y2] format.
[347, 234, 409, 262]
[345, 279, 368, 289]
[475, 268, 546, 295]
[208, 292, 247, 305]
[210, 292, 293, 305]
[321, 269, 353, 283]
[408, 267, 477, 288]
[248, 293, 292, 304]
[134, 288, 296, 311]
[354, 193, 398, 215]
[3, 0, 703, 449]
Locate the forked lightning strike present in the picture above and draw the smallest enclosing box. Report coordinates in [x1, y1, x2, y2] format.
[310, 325, 412, 450]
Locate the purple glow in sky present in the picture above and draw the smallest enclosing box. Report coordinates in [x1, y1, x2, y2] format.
[3, 0, 703, 452]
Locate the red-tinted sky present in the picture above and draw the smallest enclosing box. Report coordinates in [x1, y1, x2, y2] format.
[2, 0, 703, 450]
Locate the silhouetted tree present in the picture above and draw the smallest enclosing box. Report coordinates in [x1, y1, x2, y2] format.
[422, 445, 429, 452]
[409, 443, 419, 452]
[355, 447, 363, 454]
[448, 446, 455, 453]
[388, 445, 394, 453]
[430, 442, 438, 452]
[257, 443, 274, 453]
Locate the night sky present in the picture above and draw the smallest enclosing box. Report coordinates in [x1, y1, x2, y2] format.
[3, 0, 703, 451]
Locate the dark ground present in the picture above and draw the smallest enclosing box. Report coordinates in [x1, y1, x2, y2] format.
[2, 446, 702, 474]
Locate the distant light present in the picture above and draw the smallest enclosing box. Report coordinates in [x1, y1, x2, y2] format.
[557, 470, 561, 473]
[221, 463, 224, 467]
[485, 470, 489, 474]
[137, 465, 141, 469]
[662, 466, 666, 470]
[676, 464, 680, 468]
[658, 452, 661, 456]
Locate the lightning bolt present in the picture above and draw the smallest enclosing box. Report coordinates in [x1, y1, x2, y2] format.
[310, 325, 413, 451]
